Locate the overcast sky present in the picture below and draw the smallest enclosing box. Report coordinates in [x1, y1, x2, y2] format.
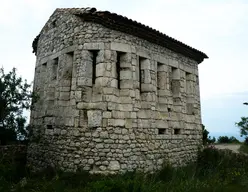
[1, 0, 248, 138]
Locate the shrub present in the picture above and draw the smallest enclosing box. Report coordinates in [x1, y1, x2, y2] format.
[217, 136, 239, 144]
[245, 137, 248, 145]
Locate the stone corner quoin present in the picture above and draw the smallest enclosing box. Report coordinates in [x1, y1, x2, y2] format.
[27, 7, 208, 173]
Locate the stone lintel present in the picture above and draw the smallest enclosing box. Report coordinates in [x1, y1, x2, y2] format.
[110, 42, 131, 53]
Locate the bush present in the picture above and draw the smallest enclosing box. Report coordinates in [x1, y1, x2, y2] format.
[245, 137, 248, 145]
[202, 124, 216, 145]
[217, 136, 239, 144]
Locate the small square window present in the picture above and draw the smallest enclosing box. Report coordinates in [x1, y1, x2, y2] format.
[174, 129, 180, 135]
[46, 125, 53, 129]
[158, 128, 166, 135]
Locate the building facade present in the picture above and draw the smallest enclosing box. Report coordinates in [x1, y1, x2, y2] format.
[27, 8, 208, 173]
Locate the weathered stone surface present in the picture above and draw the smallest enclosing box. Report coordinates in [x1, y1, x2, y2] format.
[28, 7, 205, 174]
[108, 161, 121, 171]
[87, 110, 102, 128]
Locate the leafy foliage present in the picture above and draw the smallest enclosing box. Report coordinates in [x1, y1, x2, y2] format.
[217, 136, 239, 144]
[245, 137, 248, 145]
[0, 68, 34, 144]
[236, 102, 248, 142]
[202, 124, 216, 145]
[236, 117, 248, 137]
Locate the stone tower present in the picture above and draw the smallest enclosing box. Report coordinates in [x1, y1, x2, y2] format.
[27, 8, 208, 173]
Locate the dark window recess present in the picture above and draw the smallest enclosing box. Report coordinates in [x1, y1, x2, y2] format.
[185, 72, 190, 93]
[157, 62, 163, 90]
[47, 125, 53, 129]
[186, 72, 190, 79]
[170, 67, 177, 91]
[174, 129, 180, 135]
[90, 50, 99, 85]
[83, 110, 88, 120]
[42, 62, 47, 66]
[172, 67, 177, 77]
[67, 51, 74, 56]
[158, 128, 166, 135]
[116, 52, 121, 89]
[139, 57, 142, 91]
[65, 52, 74, 81]
[139, 57, 146, 92]
[52, 58, 58, 80]
[54, 57, 58, 65]
[168, 107, 172, 112]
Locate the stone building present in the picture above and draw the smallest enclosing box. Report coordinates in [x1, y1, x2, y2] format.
[28, 8, 208, 173]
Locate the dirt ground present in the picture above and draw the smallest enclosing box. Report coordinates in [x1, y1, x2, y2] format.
[214, 144, 241, 153]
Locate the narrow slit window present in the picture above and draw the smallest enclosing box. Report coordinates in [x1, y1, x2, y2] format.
[42, 62, 47, 74]
[54, 57, 58, 65]
[116, 52, 121, 89]
[90, 50, 98, 85]
[186, 72, 190, 94]
[139, 57, 142, 91]
[158, 128, 166, 135]
[157, 62, 162, 90]
[65, 52, 74, 79]
[139, 57, 146, 93]
[52, 58, 58, 80]
[170, 67, 177, 91]
[171, 67, 180, 96]
[174, 128, 180, 135]
[83, 110, 88, 121]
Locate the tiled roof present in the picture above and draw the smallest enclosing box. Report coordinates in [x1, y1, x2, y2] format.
[33, 8, 208, 63]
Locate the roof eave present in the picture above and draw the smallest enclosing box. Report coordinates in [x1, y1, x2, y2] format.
[75, 12, 208, 63]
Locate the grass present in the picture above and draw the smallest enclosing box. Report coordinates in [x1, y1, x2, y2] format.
[1, 147, 248, 192]
[239, 144, 248, 154]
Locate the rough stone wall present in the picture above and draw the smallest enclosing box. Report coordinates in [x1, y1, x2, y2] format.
[27, 9, 203, 173]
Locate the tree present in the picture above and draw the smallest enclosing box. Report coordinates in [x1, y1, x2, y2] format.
[217, 136, 230, 143]
[208, 136, 216, 144]
[202, 124, 216, 145]
[202, 124, 209, 145]
[0, 67, 34, 144]
[236, 117, 248, 137]
[236, 102, 248, 144]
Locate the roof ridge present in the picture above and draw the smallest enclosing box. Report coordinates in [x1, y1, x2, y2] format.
[74, 7, 208, 63]
[33, 7, 208, 63]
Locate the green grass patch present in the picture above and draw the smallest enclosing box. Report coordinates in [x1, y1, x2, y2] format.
[1, 148, 248, 192]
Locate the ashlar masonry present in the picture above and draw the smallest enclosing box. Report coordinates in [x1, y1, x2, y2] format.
[27, 7, 208, 173]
